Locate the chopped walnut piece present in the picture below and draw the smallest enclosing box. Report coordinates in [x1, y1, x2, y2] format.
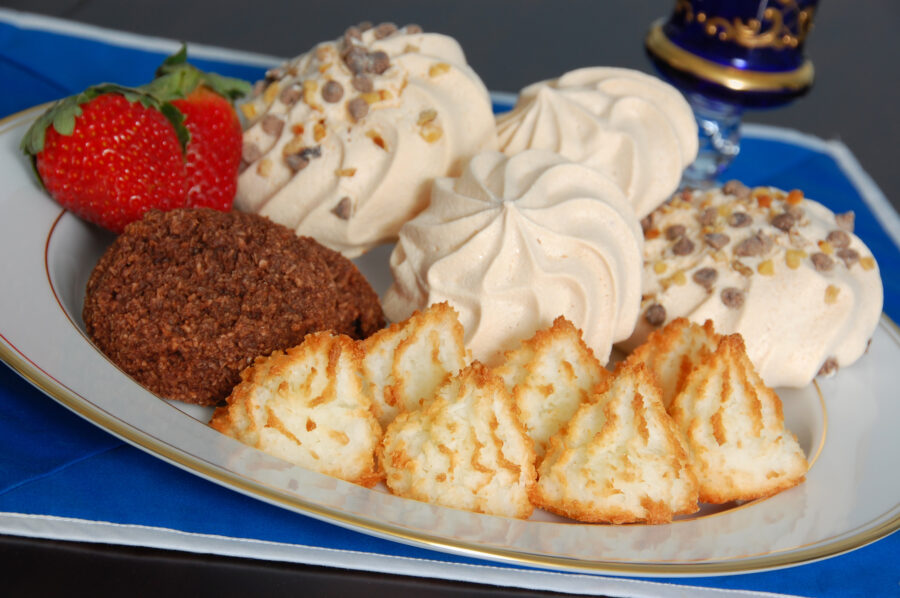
[818, 240, 834, 255]
[313, 122, 327, 142]
[332, 197, 353, 220]
[785, 249, 807, 269]
[786, 189, 805, 205]
[771, 212, 795, 231]
[653, 262, 667, 274]
[728, 212, 752, 228]
[721, 287, 745, 309]
[818, 357, 839, 377]
[811, 252, 835, 272]
[860, 256, 876, 271]
[240, 102, 259, 120]
[405, 24, 423, 33]
[826, 230, 851, 249]
[692, 267, 718, 289]
[261, 114, 284, 137]
[263, 82, 280, 105]
[757, 260, 775, 276]
[756, 194, 772, 208]
[242, 142, 262, 164]
[366, 130, 387, 150]
[417, 109, 438, 125]
[672, 237, 695, 256]
[256, 158, 272, 177]
[644, 304, 666, 326]
[322, 80, 344, 103]
[704, 232, 730, 250]
[731, 260, 753, 277]
[824, 285, 840, 304]
[837, 248, 859, 268]
[335, 168, 357, 177]
[835, 211, 855, 233]
[698, 207, 718, 226]
[419, 122, 443, 143]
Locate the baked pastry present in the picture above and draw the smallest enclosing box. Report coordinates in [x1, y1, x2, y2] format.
[624, 318, 719, 411]
[379, 362, 536, 518]
[622, 184, 883, 387]
[384, 149, 644, 365]
[494, 316, 609, 458]
[210, 332, 382, 487]
[496, 67, 697, 218]
[361, 302, 468, 428]
[531, 360, 699, 524]
[83, 208, 384, 405]
[236, 22, 498, 257]
[669, 334, 808, 503]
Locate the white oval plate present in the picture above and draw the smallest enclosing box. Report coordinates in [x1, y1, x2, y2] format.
[1, 105, 898, 577]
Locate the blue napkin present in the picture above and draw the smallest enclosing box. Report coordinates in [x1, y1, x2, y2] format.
[1, 10, 898, 598]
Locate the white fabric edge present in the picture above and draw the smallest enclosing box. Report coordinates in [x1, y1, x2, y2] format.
[740, 123, 900, 252]
[0, 513, 800, 598]
[0, 7, 282, 68]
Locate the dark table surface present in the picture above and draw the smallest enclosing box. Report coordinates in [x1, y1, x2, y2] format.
[1, 1, 898, 596]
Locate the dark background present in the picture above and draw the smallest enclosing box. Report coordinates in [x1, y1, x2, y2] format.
[1, 1, 898, 596]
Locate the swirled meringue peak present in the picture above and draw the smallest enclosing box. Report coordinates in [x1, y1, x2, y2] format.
[621, 183, 883, 388]
[235, 23, 498, 257]
[383, 150, 644, 365]
[496, 67, 698, 219]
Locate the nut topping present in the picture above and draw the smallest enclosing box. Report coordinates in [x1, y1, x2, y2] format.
[826, 229, 851, 249]
[644, 304, 666, 326]
[818, 357, 839, 376]
[722, 179, 751, 199]
[242, 142, 262, 164]
[734, 233, 770, 257]
[698, 207, 718, 226]
[770, 212, 795, 231]
[704, 233, 730, 250]
[351, 74, 373, 93]
[692, 267, 718, 289]
[261, 114, 284, 137]
[332, 197, 353, 220]
[347, 97, 369, 121]
[721, 287, 745, 309]
[811, 252, 835, 272]
[322, 80, 344, 103]
[835, 211, 855, 233]
[664, 224, 686, 240]
[373, 22, 398, 39]
[672, 237, 695, 256]
[728, 211, 752, 228]
[279, 85, 302, 105]
[837, 248, 860, 267]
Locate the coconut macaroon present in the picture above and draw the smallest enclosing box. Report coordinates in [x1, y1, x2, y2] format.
[379, 362, 536, 518]
[624, 318, 720, 411]
[210, 332, 381, 487]
[494, 316, 609, 459]
[670, 334, 808, 504]
[361, 302, 468, 428]
[532, 361, 699, 524]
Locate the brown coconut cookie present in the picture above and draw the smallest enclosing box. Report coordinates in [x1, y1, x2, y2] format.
[83, 208, 384, 405]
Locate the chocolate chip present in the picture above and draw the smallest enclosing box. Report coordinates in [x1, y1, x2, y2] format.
[698, 207, 717, 226]
[405, 24, 423, 34]
[374, 22, 398, 39]
[279, 85, 302, 105]
[332, 197, 352, 220]
[811, 252, 835, 272]
[344, 25, 362, 41]
[672, 237, 695, 256]
[644, 304, 666, 326]
[370, 51, 391, 74]
[261, 114, 284, 137]
[826, 229, 851, 249]
[837, 248, 860, 267]
[284, 153, 309, 172]
[665, 224, 686, 240]
[242, 142, 262, 164]
[723, 179, 751, 199]
[347, 97, 369, 121]
[734, 234, 767, 257]
[322, 80, 344, 103]
[351, 74, 373, 93]
[358, 21, 373, 32]
[728, 212, 752, 228]
[704, 233, 730, 250]
[835, 211, 855, 233]
[770, 212, 795, 231]
[721, 287, 745, 309]
[692, 267, 718, 289]
[817, 357, 839, 377]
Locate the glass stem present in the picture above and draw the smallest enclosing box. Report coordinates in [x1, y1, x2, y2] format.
[682, 93, 743, 187]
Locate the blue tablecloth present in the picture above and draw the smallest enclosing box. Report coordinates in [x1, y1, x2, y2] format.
[1, 9, 898, 598]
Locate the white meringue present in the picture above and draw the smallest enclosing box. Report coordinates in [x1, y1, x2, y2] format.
[235, 25, 498, 257]
[621, 185, 883, 388]
[384, 150, 644, 365]
[496, 67, 698, 218]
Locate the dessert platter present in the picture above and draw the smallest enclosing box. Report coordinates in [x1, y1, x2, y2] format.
[1, 22, 899, 576]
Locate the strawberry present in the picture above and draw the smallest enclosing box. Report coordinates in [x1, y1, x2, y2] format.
[148, 48, 248, 211]
[21, 48, 250, 233]
[20, 85, 191, 233]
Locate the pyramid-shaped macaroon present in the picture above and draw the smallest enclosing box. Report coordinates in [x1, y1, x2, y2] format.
[669, 334, 809, 504]
[494, 316, 609, 459]
[379, 362, 536, 519]
[625, 318, 720, 411]
[210, 332, 381, 487]
[531, 361, 699, 524]
[361, 302, 468, 428]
